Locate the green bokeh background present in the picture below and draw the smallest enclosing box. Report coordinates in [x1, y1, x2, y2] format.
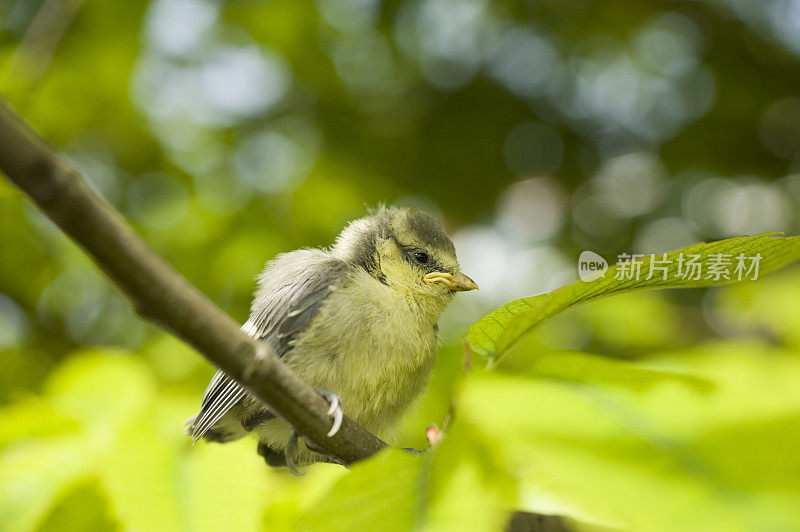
[1, 0, 800, 530]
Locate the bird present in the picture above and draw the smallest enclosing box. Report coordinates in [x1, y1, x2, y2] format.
[183, 206, 477, 471]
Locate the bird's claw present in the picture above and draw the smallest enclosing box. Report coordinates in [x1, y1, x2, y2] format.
[282, 390, 342, 474]
[285, 429, 304, 476]
[315, 388, 343, 437]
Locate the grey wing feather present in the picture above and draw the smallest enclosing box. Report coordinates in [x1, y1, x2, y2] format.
[189, 250, 350, 442]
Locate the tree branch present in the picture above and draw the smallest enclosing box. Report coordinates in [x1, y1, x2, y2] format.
[0, 97, 387, 465]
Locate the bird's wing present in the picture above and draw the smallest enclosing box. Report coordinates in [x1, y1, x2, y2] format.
[190, 251, 350, 442]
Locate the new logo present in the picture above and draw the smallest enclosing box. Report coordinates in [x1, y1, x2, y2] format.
[578, 251, 608, 282]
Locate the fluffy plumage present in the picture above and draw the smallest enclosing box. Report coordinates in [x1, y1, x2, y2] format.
[184, 206, 475, 465]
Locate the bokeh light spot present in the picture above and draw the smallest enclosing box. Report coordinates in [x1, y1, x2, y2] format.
[496, 178, 567, 243]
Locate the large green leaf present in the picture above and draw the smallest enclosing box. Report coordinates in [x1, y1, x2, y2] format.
[468, 233, 800, 362]
[37, 480, 120, 532]
[0, 437, 96, 532]
[300, 432, 514, 532]
[299, 449, 423, 532]
[455, 341, 800, 531]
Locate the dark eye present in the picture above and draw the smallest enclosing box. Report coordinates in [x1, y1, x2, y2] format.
[414, 251, 429, 264]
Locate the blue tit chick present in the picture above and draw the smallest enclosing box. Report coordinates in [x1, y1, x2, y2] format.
[184, 206, 477, 469]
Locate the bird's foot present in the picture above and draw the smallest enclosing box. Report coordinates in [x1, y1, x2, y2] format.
[315, 388, 343, 437]
[284, 430, 304, 476]
[280, 389, 344, 475]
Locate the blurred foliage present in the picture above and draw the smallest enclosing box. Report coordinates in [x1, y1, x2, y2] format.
[2, 0, 800, 530]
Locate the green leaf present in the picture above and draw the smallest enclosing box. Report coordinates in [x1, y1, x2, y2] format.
[456, 342, 800, 530]
[300, 449, 422, 532]
[44, 349, 155, 427]
[421, 421, 516, 532]
[496, 347, 713, 393]
[468, 233, 800, 361]
[0, 437, 95, 532]
[37, 480, 120, 532]
[178, 438, 271, 532]
[0, 399, 80, 449]
[301, 435, 514, 532]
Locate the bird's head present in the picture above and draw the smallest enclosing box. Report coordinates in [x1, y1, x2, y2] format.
[333, 207, 477, 317]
